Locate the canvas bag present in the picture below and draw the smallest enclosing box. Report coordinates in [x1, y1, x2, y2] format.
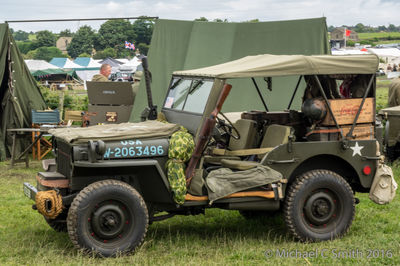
[369, 162, 397, 204]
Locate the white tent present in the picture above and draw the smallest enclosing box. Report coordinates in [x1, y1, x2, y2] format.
[24, 60, 60, 71]
[73, 57, 102, 68]
[49, 57, 83, 69]
[368, 48, 400, 65]
[75, 70, 99, 82]
[116, 58, 130, 64]
[331, 49, 369, 55]
[368, 48, 400, 57]
[119, 57, 141, 72]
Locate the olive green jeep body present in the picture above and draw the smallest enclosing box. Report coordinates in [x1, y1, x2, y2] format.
[24, 54, 391, 257]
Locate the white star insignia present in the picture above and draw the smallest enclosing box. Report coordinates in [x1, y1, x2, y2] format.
[350, 142, 364, 157]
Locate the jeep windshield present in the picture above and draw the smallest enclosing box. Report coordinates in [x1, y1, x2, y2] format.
[162, 77, 214, 133]
[163, 77, 213, 113]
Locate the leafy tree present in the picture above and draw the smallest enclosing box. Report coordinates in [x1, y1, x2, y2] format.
[213, 18, 228, 22]
[17, 41, 36, 54]
[245, 19, 259, 23]
[354, 23, 365, 33]
[94, 19, 136, 55]
[194, 17, 208, 21]
[59, 29, 73, 37]
[388, 24, 397, 32]
[328, 25, 335, 32]
[36, 30, 57, 47]
[103, 47, 117, 58]
[78, 52, 91, 57]
[33, 47, 66, 61]
[132, 18, 154, 45]
[93, 51, 104, 60]
[378, 25, 387, 32]
[25, 50, 37, 59]
[67, 25, 96, 58]
[137, 43, 150, 55]
[93, 47, 117, 59]
[13, 30, 29, 41]
[346, 40, 355, 47]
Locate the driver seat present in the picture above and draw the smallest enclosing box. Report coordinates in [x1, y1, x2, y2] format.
[228, 119, 258, 150]
[213, 124, 292, 157]
[204, 118, 257, 165]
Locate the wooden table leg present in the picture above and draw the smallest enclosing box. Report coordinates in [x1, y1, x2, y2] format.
[10, 133, 17, 168]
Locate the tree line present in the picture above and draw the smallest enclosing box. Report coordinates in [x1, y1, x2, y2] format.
[328, 23, 400, 33]
[12, 19, 400, 62]
[11, 17, 154, 61]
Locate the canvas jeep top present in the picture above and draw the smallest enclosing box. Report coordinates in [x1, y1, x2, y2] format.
[23, 53, 396, 257]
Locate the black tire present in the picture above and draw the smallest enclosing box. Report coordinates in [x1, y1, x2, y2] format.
[284, 170, 355, 242]
[385, 144, 399, 162]
[67, 180, 148, 257]
[45, 210, 68, 232]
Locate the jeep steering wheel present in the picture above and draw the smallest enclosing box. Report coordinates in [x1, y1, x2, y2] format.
[216, 112, 241, 140]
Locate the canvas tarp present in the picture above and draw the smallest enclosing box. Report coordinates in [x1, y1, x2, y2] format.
[174, 54, 379, 78]
[30, 68, 79, 79]
[49, 120, 180, 144]
[131, 18, 330, 120]
[0, 23, 47, 160]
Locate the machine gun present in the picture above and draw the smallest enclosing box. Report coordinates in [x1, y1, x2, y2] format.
[141, 56, 158, 121]
[185, 83, 232, 186]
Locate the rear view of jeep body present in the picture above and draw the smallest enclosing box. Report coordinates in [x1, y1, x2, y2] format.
[23, 54, 394, 257]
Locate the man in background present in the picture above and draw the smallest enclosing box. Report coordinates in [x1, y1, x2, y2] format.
[388, 77, 400, 107]
[131, 71, 143, 103]
[92, 64, 111, 81]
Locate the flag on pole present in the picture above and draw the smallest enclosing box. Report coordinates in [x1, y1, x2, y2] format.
[124, 41, 136, 50]
[345, 29, 351, 37]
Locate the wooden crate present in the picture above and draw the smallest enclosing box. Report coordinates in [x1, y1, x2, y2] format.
[340, 124, 374, 140]
[321, 98, 374, 126]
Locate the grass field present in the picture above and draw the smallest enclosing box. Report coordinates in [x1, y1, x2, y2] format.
[0, 82, 399, 265]
[358, 32, 400, 40]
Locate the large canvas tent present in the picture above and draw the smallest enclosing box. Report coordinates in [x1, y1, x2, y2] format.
[131, 18, 330, 121]
[0, 23, 47, 160]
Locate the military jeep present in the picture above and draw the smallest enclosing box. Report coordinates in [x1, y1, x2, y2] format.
[24, 54, 391, 257]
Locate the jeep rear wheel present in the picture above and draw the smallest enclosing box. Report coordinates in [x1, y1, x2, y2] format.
[284, 170, 355, 242]
[67, 180, 148, 257]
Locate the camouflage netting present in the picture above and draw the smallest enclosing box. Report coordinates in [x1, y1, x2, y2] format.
[166, 128, 194, 204]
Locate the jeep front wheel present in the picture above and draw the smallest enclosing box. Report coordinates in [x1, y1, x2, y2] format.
[284, 170, 355, 242]
[67, 180, 148, 257]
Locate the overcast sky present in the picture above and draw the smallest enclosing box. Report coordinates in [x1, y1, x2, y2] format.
[2, 0, 400, 33]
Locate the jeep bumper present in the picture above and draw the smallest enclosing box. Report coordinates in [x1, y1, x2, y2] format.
[23, 182, 37, 201]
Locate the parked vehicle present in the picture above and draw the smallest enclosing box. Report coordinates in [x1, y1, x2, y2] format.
[24, 53, 395, 257]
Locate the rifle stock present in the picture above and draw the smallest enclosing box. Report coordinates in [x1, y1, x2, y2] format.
[185, 83, 232, 185]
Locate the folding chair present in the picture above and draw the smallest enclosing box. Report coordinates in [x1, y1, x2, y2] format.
[64, 110, 83, 126]
[31, 110, 60, 160]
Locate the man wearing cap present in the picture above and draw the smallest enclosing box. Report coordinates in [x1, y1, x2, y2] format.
[131, 71, 143, 103]
[91, 64, 111, 82]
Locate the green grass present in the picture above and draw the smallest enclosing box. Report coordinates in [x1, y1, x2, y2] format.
[0, 161, 399, 265]
[1, 80, 399, 264]
[358, 32, 400, 40]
